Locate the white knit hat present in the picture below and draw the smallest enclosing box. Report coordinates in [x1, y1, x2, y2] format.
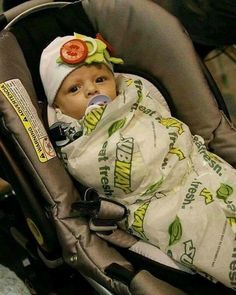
[40, 33, 124, 106]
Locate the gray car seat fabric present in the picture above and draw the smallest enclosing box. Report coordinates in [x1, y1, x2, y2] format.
[0, 14, 189, 295]
[0, 30, 134, 295]
[0, 0, 236, 294]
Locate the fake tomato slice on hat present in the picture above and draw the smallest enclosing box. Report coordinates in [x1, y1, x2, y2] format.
[60, 39, 88, 64]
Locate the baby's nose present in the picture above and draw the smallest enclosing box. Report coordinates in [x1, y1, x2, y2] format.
[85, 83, 99, 97]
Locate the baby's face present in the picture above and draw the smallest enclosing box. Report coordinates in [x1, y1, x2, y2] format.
[54, 64, 117, 120]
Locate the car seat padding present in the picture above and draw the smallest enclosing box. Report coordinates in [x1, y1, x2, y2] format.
[1, 1, 236, 294]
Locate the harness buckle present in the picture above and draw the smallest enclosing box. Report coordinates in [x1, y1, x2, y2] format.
[89, 218, 118, 232]
[71, 187, 127, 232]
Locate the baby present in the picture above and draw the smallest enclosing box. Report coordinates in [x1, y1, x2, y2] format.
[40, 33, 236, 291]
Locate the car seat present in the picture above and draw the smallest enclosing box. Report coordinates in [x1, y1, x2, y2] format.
[0, 0, 236, 294]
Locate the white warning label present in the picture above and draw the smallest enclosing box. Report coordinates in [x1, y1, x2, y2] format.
[0, 79, 56, 162]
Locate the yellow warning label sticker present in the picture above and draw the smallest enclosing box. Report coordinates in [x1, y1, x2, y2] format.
[0, 79, 56, 162]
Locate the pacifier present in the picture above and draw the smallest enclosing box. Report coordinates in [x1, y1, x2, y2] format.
[85, 94, 111, 114]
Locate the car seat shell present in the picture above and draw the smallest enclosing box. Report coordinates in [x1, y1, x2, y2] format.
[0, 1, 236, 294]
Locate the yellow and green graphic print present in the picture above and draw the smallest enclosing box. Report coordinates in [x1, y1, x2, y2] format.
[227, 217, 236, 234]
[200, 187, 214, 205]
[141, 177, 164, 196]
[227, 217, 236, 232]
[108, 118, 126, 137]
[180, 240, 196, 267]
[169, 147, 185, 161]
[124, 78, 133, 87]
[114, 137, 133, 194]
[134, 79, 143, 103]
[84, 106, 106, 134]
[158, 118, 184, 135]
[131, 199, 152, 240]
[207, 151, 224, 163]
[124, 78, 144, 103]
[216, 183, 233, 201]
[168, 216, 182, 246]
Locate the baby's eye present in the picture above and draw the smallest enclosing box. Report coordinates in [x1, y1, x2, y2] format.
[96, 76, 106, 83]
[69, 85, 80, 93]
